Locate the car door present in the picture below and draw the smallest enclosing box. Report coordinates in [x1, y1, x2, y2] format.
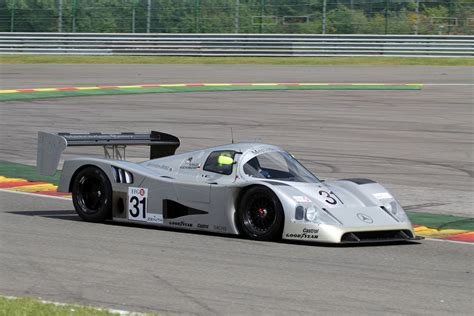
[174, 152, 211, 204]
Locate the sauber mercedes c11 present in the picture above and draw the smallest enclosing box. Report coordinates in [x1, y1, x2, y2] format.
[37, 131, 417, 243]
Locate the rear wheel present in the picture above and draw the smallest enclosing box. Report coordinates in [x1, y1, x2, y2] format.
[238, 186, 284, 241]
[72, 166, 112, 222]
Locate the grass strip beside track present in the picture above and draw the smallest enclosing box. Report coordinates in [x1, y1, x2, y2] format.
[0, 296, 148, 316]
[1, 55, 473, 66]
[0, 83, 422, 102]
[0, 161, 59, 185]
[408, 212, 474, 231]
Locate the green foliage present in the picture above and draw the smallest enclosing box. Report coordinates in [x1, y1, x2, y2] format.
[0, 0, 472, 34]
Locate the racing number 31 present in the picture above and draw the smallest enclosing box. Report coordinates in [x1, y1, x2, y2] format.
[128, 187, 148, 221]
[318, 190, 338, 205]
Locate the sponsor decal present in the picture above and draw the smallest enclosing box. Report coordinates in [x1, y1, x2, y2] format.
[147, 213, 163, 224]
[180, 163, 200, 170]
[169, 221, 193, 228]
[357, 213, 374, 224]
[128, 187, 163, 224]
[286, 233, 318, 239]
[180, 157, 201, 170]
[250, 147, 274, 155]
[154, 164, 173, 172]
[373, 192, 393, 200]
[293, 195, 312, 203]
[213, 225, 227, 232]
[286, 228, 319, 239]
[197, 223, 209, 229]
[128, 187, 149, 222]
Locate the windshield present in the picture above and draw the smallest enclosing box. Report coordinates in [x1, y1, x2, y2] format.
[242, 151, 320, 183]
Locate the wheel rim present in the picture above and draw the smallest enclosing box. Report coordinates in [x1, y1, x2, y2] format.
[243, 193, 277, 235]
[77, 174, 106, 214]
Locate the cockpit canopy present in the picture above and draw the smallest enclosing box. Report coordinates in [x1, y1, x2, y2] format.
[242, 151, 319, 183]
[203, 150, 237, 175]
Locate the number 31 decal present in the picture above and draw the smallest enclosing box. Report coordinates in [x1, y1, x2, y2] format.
[318, 190, 339, 205]
[128, 187, 148, 221]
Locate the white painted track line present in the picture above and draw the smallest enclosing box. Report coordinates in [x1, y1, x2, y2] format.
[422, 83, 473, 86]
[0, 188, 71, 200]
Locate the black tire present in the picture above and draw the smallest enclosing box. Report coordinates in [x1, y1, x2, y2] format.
[238, 186, 284, 241]
[72, 166, 112, 222]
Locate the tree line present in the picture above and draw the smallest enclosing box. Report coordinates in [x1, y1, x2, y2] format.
[1, 0, 472, 34]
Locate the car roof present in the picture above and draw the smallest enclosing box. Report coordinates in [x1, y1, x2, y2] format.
[202, 142, 283, 154]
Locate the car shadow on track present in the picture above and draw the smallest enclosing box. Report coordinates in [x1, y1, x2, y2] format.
[8, 209, 81, 221]
[8, 209, 422, 248]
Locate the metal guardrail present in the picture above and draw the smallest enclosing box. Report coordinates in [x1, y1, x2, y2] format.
[1, 33, 473, 57]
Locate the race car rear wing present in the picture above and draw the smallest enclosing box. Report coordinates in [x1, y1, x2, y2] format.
[37, 131, 180, 176]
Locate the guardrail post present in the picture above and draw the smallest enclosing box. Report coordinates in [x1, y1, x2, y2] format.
[235, 0, 240, 33]
[322, 0, 327, 34]
[10, 0, 16, 32]
[72, 0, 77, 32]
[448, 0, 453, 34]
[58, 0, 63, 33]
[259, 0, 265, 33]
[415, 0, 420, 35]
[384, 0, 389, 34]
[131, 0, 136, 33]
[195, 0, 200, 33]
[146, 0, 151, 33]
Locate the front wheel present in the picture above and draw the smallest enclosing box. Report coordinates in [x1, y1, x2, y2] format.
[72, 166, 112, 222]
[238, 186, 284, 241]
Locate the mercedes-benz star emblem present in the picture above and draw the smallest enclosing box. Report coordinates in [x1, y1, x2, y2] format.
[357, 213, 373, 224]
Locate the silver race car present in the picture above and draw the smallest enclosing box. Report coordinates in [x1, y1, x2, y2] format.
[37, 131, 416, 243]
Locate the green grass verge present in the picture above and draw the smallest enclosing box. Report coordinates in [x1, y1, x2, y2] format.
[0, 296, 148, 316]
[1, 55, 473, 66]
[0, 161, 60, 185]
[407, 212, 474, 231]
[0, 84, 422, 102]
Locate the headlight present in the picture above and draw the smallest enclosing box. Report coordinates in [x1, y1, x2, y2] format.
[304, 206, 341, 225]
[383, 201, 394, 212]
[383, 199, 408, 222]
[297, 205, 341, 225]
[305, 206, 317, 221]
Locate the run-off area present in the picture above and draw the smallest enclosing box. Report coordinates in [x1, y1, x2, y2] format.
[0, 65, 472, 315]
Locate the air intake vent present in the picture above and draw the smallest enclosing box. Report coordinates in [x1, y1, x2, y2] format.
[341, 230, 414, 243]
[112, 167, 133, 184]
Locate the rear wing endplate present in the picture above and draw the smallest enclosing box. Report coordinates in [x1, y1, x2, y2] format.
[37, 131, 180, 176]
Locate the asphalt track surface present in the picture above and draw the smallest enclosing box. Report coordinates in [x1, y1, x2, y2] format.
[0, 65, 473, 314]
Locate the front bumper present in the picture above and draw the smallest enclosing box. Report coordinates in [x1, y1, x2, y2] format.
[283, 222, 417, 244]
